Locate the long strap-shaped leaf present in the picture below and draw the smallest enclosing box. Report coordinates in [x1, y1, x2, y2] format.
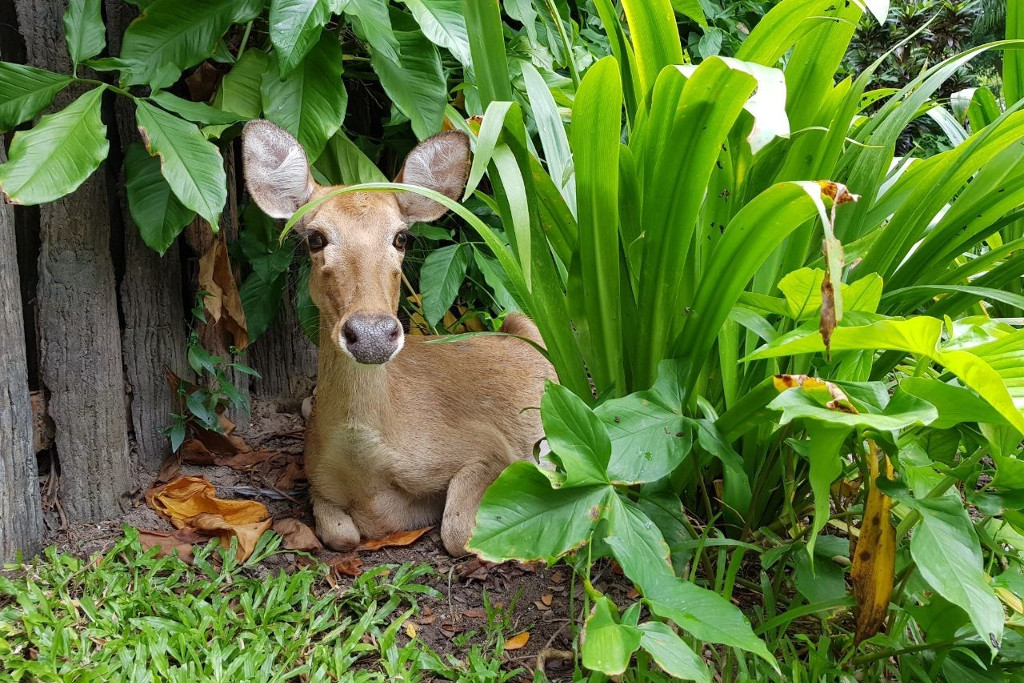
[619, 0, 682, 102]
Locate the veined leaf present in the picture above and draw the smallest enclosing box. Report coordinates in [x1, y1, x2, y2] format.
[261, 32, 347, 162]
[0, 86, 108, 205]
[214, 50, 267, 119]
[149, 91, 244, 125]
[124, 141, 196, 255]
[0, 62, 72, 133]
[582, 597, 641, 676]
[63, 0, 106, 66]
[240, 272, 287, 342]
[120, 0, 259, 89]
[269, 0, 331, 76]
[420, 243, 469, 326]
[136, 100, 227, 230]
[638, 621, 710, 682]
[370, 11, 445, 139]
[541, 382, 612, 487]
[604, 496, 674, 591]
[402, 0, 471, 66]
[344, 0, 401, 63]
[467, 462, 611, 561]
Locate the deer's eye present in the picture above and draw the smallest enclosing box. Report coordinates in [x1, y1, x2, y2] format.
[307, 232, 327, 252]
[393, 231, 411, 251]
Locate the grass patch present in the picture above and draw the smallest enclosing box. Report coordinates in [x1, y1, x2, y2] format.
[0, 529, 526, 682]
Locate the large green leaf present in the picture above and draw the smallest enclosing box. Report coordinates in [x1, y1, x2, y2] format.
[0, 62, 72, 133]
[63, 0, 106, 66]
[419, 243, 469, 327]
[604, 496, 674, 591]
[124, 141, 196, 255]
[462, 0, 512, 107]
[214, 50, 267, 119]
[1006, 0, 1024, 106]
[261, 31, 347, 162]
[135, 100, 227, 230]
[240, 272, 287, 342]
[582, 597, 641, 676]
[572, 56, 624, 397]
[120, 0, 259, 89]
[595, 361, 692, 485]
[541, 382, 612, 487]
[344, 0, 401, 63]
[645, 574, 775, 668]
[0, 86, 108, 205]
[637, 621, 710, 682]
[467, 462, 610, 561]
[314, 130, 387, 185]
[402, 0, 471, 65]
[149, 91, 244, 125]
[269, 0, 331, 75]
[370, 11, 445, 139]
[902, 495, 1004, 652]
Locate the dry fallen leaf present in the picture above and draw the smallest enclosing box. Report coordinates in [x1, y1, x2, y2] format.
[190, 513, 272, 562]
[198, 239, 248, 350]
[626, 588, 640, 600]
[851, 442, 896, 643]
[273, 518, 322, 552]
[404, 622, 417, 639]
[357, 526, 433, 551]
[540, 594, 553, 606]
[550, 571, 565, 584]
[331, 553, 363, 577]
[137, 527, 206, 564]
[533, 601, 550, 611]
[145, 476, 271, 561]
[504, 632, 530, 651]
[463, 609, 487, 619]
[275, 460, 307, 490]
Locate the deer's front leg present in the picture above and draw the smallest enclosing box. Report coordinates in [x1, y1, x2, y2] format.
[312, 495, 361, 551]
[441, 461, 504, 556]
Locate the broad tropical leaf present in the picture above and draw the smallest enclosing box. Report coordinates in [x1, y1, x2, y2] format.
[135, 100, 227, 230]
[419, 243, 469, 326]
[63, 0, 106, 66]
[0, 62, 72, 132]
[402, 0, 472, 65]
[120, 0, 261, 89]
[370, 11, 445, 139]
[0, 86, 108, 205]
[214, 50, 267, 119]
[344, 0, 401, 63]
[262, 32, 347, 163]
[582, 597, 641, 676]
[149, 91, 244, 126]
[124, 141, 196, 255]
[269, 0, 331, 75]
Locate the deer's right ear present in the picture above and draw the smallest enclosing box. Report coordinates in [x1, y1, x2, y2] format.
[242, 120, 315, 219]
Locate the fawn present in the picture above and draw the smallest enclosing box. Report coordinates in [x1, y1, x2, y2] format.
[242, 120, 553, 555]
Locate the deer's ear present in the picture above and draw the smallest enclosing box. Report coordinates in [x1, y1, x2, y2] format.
[395, 131, 471, 223]
[242, 120, 315, 219]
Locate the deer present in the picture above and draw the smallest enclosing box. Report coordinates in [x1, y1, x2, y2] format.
[241, 120, 554, 556]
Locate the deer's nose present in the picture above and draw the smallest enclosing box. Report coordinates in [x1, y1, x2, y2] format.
[341, 313, 403, 364]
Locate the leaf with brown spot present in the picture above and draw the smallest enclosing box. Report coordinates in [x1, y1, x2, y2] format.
[198, 238, 248, 349]
[851, 443, 896, 643]
[504, 632, 530, 651]
[136, 527, 206, 564]
[357, 526, 433, 551]
[273, 518, 322, 552]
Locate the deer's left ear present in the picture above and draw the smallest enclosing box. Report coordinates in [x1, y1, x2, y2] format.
[395, 131, 471, 223]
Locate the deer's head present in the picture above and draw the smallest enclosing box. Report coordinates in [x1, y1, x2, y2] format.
[242, 120, 470, 365]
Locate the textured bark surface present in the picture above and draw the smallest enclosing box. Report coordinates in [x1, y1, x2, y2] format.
[0, 146, 44, 561]
[249, 277, 318, 401]
[15, 0, 133, 521]
[106, 0, 188, 472]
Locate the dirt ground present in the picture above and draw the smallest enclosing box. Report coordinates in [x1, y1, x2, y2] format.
[35, 400, 633, 680]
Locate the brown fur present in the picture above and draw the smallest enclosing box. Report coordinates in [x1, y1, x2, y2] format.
[242, 122, 553, 556]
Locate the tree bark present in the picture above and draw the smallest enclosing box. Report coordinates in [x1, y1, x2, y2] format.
[15, 0, 133, 521]
[249, 276, 318, 402]
[0, 146, 44, 562]
[105, 0, 189, 473]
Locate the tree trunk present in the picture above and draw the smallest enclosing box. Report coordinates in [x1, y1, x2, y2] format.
[249, 276, 318, 402]
[105, 0, 189, 473]
[15, 0, 133, 521]
[0, 146, 44, 562]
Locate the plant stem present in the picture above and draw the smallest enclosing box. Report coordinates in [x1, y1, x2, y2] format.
[894, 445, 986, 540]
[542, 0, 580, 87]
[76, 78, 135, 99]
[848, 637, 959, 666]
[237, 21, 253, 59]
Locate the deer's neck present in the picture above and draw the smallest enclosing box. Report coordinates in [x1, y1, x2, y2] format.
[315, 342, 397, 431]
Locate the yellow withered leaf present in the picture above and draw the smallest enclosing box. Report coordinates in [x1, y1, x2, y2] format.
[851, 443, 896, 643]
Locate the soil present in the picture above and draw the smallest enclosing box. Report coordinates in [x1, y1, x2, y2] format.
[35, 399, 633, 681]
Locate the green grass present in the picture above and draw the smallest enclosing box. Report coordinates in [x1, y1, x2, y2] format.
[0, 529, 524, 682]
